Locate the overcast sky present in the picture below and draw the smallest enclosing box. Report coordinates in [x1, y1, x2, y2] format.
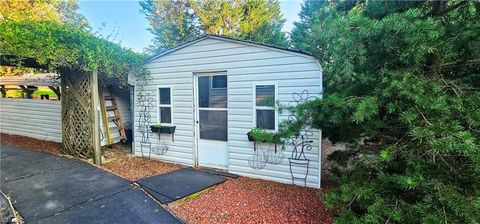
[78, 0, 303, 53]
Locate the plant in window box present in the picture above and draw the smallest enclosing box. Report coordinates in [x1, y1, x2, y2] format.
[150, 124, 176, 134]
[247, 128, 284, 149]
[150, 124, 176, 142]
[150, 124, 162, 133]
[247, 128, 285, 166]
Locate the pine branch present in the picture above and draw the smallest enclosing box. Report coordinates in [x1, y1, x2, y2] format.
[416, 106, 432, 126]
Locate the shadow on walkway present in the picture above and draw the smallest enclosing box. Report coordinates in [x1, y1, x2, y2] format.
[0, 145, 181, 223]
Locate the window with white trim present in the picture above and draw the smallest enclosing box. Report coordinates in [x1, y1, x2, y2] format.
[158, 87, 172, 124]
[255, 84, 276, 130]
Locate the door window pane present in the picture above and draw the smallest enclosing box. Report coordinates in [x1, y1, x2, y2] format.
[256, 109, 275, 130]
[199, 76, 227, 108]
[159, 88, 171, 105]
[211, 75, 227, 89]
[256, 85, 275, 107]
[160, 107, 171, 123]
[199, 110, 227, 141]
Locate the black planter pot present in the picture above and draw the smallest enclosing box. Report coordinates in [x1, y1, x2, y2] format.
[150, 125, 161, 133]
[247, 131, 256, 142]
[150, 125, 176, 134]
[160, 126, 176, 134]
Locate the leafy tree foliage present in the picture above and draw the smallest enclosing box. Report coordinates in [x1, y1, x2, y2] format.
[290, 0, 325, 50]
[56, 0, 89, 29]
[288, 1, 480, 223]
[237, 0, 287, 47]
[0, 0, 61, 22]
[0, 66, 33, 77]
[140, 0, 287, 53]
[191, 0, 243, 36]
[0, 20, 144, 85]
[0, 0, 91, 77]
[0, 0, 88, 28]
[139, 0, 199, 52]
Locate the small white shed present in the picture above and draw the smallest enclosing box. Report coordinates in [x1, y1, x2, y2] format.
[131, 35, 323, 188]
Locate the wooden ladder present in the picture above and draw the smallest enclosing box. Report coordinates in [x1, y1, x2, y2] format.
[100, 89, 126, 144]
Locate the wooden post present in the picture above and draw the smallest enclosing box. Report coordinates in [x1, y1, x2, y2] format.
[91, 71, 102, 165]
[48, 86, 61, 100]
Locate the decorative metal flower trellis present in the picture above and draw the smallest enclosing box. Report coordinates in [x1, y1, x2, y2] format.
[264, 144, 285, 165]
[287, 90, 317, 187]
[289, 132, 314, 187]
[248, 146, 268, 170]
[136, 75, 153, 157]
[136, 75, 169, 157]
[248, 142, 285, 170]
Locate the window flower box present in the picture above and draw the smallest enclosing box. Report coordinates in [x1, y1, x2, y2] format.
[247, 128, 283, 152]
[150, 125, 176, 134]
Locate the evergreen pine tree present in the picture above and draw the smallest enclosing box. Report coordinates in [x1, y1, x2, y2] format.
[287, 1, 480, 223]
[140, 0, 287, 52]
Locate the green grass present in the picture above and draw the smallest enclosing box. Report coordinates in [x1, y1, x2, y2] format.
[32, 89, 57, 97]
[5, 89, 57, 98]
[183, 186, 214, 201]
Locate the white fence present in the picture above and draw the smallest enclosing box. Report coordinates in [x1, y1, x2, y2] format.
[0, 98, 62, 142]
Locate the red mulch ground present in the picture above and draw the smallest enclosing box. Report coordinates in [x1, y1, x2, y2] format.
[101, 144, 184, 181]
[0, 133, 61, 155]
[172, 177, 333, 224]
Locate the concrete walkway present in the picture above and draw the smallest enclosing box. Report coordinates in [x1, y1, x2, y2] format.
[0, 145, 181, 223]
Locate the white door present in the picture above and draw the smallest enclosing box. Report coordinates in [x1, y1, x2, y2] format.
[195, 73, 228, 169]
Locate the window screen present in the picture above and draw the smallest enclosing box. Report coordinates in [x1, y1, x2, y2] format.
[199, 76, 227, 108]
[199, 110, 227, 141]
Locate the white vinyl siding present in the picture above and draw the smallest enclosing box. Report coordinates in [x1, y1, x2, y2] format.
[0, 98, 62, 142]
[100, 87, 132, 145]
[138, 37, 323, 188]
[110, 87, 132, 128]
[0, 92, 130, 146]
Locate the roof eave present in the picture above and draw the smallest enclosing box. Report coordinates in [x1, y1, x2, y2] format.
[144, 35, 209, 64]
[144, 34, 315, 64]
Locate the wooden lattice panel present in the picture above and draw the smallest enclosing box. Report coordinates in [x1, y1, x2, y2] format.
[61, 73, 94, 158]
